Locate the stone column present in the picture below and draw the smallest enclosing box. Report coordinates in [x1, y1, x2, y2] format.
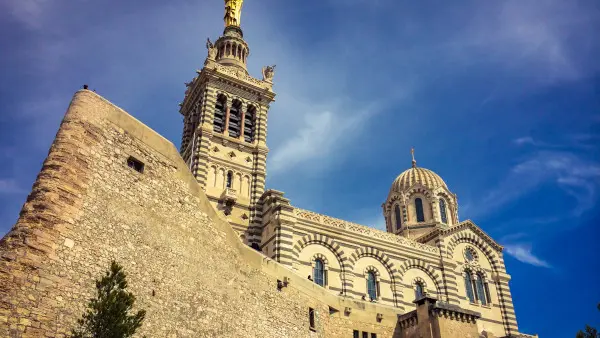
[223, 97, 231, 137]
[431, 199, 439, 222]
[239, 102, 246, 141]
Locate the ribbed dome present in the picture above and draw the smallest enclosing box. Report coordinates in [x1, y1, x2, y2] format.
[391, 166, 448, 193]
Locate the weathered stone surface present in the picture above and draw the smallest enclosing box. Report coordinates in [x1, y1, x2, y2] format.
[0, 91, 403, 337]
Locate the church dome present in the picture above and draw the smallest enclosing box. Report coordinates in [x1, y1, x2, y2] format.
[390, 166, 448, 193]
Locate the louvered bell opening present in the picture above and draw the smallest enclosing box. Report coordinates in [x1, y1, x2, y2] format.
[213, 95, 226, 133]
[243, 106, 255, 143]
[228, 101, 242, 138]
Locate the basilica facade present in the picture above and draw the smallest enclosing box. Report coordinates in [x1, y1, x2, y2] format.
[0, 1, 542, 337]
[178, 2, 532, 338]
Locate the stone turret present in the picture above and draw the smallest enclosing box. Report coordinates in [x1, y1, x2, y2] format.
[214, 26, 250, 70]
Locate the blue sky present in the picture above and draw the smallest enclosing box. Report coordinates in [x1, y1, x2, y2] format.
[1, 0, 599, 336]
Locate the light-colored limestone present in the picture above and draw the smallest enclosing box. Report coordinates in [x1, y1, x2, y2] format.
[0, 2, 537, 337]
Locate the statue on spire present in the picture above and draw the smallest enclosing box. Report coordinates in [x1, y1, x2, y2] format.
[224, 0, 244, 27]
[411, 147, 417, 168]
[206, 38, 217, 60]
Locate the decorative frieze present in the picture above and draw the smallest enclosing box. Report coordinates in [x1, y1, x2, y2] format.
[431, 303, 480, 324]
[294, 208, 439, 254]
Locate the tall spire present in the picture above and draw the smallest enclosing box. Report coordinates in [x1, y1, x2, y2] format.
[224, 0, 244, 27]
[411, 147, 417, 168]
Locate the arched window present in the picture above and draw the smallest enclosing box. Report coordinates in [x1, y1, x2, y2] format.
[243, 105, 256, 143]
[439, 198, 448, 224]
[213, 95, 227, 133]
[367, 272, 378, 301]
[228, 100, 242, 138]
[226, 171, 233, 189]
[464, 269, 475, 303]
[475, 273, 488, 305]
[415, 282, 424, 299]
[313, 259, 325, 287]
[394, 205, 402, 230]
[415, 198, 425, 222]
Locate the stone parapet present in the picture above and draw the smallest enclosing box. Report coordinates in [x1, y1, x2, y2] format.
[430, 301, 481, 323]
[294, 208, 439, 255]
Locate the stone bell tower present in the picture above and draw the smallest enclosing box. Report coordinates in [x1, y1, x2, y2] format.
[179, 0, 276, 245]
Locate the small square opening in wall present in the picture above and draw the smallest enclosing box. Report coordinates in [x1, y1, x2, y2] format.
[127, 156, 144, 173]
[308, 308, 316, 331]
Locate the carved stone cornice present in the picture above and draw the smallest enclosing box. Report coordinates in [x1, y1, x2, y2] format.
[431, 302, 480, 323]
[202, 60, 276, 95]
[294, 208, 439, 255]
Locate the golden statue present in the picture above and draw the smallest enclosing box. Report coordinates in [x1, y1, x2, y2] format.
[224, 0, 244, 27]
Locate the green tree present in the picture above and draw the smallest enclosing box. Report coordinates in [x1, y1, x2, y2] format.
[576, 303, 600, 338]
[71, 261, 146, 338]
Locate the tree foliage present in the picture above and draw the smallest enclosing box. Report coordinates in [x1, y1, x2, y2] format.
[71, 261, 146, 338]
[576, 303, 600, 338]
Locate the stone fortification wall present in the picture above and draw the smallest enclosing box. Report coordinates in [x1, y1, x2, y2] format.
[0, 90, 400, 337]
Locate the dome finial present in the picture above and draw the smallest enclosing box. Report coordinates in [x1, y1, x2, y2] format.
[411, 147, 417, 168]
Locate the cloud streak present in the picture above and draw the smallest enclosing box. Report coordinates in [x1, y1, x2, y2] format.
[3, 0, 50, 30]
[268, 101, 381, 174]
[471, 150, 600, 221]
[0, 179, 25, 195]
[504, 243, 551, 268]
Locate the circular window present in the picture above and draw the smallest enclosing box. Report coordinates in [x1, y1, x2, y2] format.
[464, 247, 477, 262]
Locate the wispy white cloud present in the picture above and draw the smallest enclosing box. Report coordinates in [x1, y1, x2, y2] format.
[471, 150, 600, 221]
[3, 0, 50, 29]
[504, 243, 551, 268]
[513, 137, 536, 146]
[0, 179, 24, 194]
[268, 101, 380, 174]
[513, 135, 599, 150]
[464, 0, 598, 83]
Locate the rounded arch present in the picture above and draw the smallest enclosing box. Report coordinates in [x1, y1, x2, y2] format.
[215, 92, 230, 103]
[412, 276, 427, 288]
[385, 194, 402, 212]
[311, 253, 329, 266]
[397, 258, 443, 293]
[406, 188, 434, 223]
[436, 190, 457, 223]
[456, 263, 487, 277]
[406, 187, 433, 199]
[412, 276, 428, 298]
[348, 247, 400, 283]
[292, 233, 348, 270]
[364, 265, 380, 277]
[447, 232, 500, 272]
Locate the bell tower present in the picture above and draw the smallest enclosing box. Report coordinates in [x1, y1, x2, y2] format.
[179, 0, 276, 245]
